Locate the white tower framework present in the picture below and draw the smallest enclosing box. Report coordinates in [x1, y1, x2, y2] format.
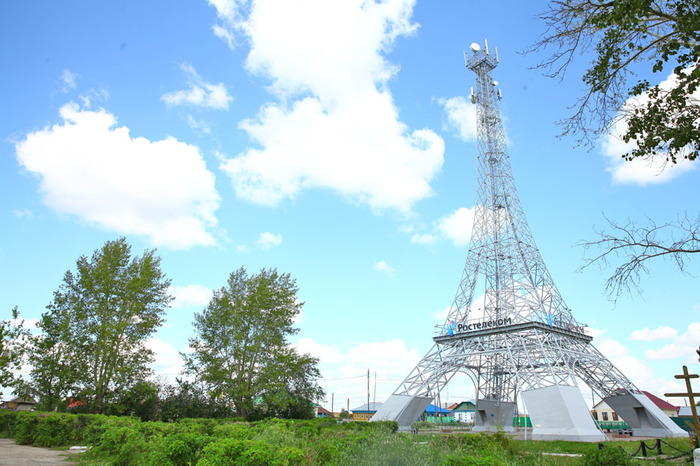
[372, 41, 685, 441]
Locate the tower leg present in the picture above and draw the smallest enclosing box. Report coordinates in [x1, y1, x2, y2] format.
[371, 394, 433, 431]
[604, 392, 686, 438]
[523, 385, 606, 441]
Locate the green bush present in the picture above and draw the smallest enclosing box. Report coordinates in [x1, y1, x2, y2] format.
[0, 410, 20, 437]
[150, 432, 214, 466]
[443, 455, 504, 466]
[93, 421, 149, 465]
[14, 412, 38, 445]
[198, 438, 253, 466]
[582, 446, 632, 466]
[212, 421, 252, 440]
[278, 446, 305, 465]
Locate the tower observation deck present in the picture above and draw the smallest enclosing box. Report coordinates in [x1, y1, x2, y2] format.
[371, 41, 685, 441]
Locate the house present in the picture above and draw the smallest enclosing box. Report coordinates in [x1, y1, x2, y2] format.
[421, 404, 452, 423]
[672, 406, 699, 433]
[642, 391, 679, 417]
[315, 405, 333, 418]
[351, 402, 382, 421]
[452, 401, 476, 424]
[0, 397, 36, 411]
[591, 391, 678, 431]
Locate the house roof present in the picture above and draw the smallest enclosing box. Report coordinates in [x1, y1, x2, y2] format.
[316, 406, 332, 415]
[351, 402, 383, 412]
[592, 392, 678, 412]
[642, 391, 679, 411]
[425, 404, 451, 414]
[8, 397, 36, 404]
[453, 401, 476, 412]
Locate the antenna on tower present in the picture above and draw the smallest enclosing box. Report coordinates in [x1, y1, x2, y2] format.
[484, 38, 489, 55]
[495, 46, 499, 62]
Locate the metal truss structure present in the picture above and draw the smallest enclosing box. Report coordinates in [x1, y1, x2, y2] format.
[372, 41, 684, 440]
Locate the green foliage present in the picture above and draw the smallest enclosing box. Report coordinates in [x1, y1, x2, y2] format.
[184, 267, 324, 420]
[581, 445, 632, 466]
[2, 411, 653, 465]
[0, 307, 32, 398]
[160, 379, 237, 421]
[197, 438, 282, 466]
[533, 0, 700, 163]
[29, 238, 172, 414]
[149, 432, 214, 466]
[118, 380, 161, 421]
[443, 455, 504, 466]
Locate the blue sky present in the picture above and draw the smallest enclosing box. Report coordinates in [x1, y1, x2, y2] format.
[2, 0, 698, 411]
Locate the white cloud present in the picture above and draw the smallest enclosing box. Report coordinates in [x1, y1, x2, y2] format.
[15, 103, 220, 249]
[145, 338, 185, 380]
[410, 233, 437, 245]
[257, 231, 282, 249]
[12, 209, 33, 218]
[294, 338, 344, 364]
[293, 337, 421, 409]
[61, 69, 78, 92]
[214, 0, 444, 213]
[602, 69, 698, 185]
[629, 326, 678, 342]
[186, 115, 211, 134]
[430, 305, 452, 321]
[170, 284, 213, 308]
[373, 260, 395, 274]
[439, 96, 478, 141]
[161, 63, 233, 110]
[435, 207, 475, 246]
[79, 88, 109, 109]
[644, 322, 700, 362]
[411, 206, 476, 246]
[589, 326, 686, 400]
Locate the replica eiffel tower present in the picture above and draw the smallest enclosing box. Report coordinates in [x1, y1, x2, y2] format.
[372, 41, 685, 441]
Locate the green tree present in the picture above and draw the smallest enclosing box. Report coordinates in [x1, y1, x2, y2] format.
[29, 238, 172, 413]
[184, 267, 324, 420]
[0, 307, 32, 398]
[531, 0, 699, 163]
[531, 1, 700, 295]
[117, 380, 161, 421]
[160, 378, 235, 421]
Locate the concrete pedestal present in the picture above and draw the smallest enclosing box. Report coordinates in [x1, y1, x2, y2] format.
[604, 392, 686, 438]
[472, 399, 515, 433]
[523, 385, 606, 442]
[371, 394, 433, 431]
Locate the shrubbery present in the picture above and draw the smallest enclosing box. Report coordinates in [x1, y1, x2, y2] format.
[0, 411, 411, 465]
[2, 410, 654, 465]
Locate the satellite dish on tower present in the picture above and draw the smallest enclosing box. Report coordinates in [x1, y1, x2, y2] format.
[470, 42, 481, 52]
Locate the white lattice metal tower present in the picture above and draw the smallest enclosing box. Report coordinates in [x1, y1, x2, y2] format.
[372, 41, 685, 441]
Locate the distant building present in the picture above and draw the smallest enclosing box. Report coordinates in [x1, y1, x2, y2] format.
[642, 391, 679, 418]
[351, 402, 383, 421]
[452, 401, 476, 424]
[0, 397, 36, 411]
[315, 405, 333, 418]
[421, 404, 452, 423]
[591, 391, 678, 431]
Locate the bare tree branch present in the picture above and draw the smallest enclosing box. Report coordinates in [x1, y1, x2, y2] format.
[578, 214, 700, 299]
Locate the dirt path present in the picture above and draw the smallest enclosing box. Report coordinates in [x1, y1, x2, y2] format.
[0, 438, 77, 465]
